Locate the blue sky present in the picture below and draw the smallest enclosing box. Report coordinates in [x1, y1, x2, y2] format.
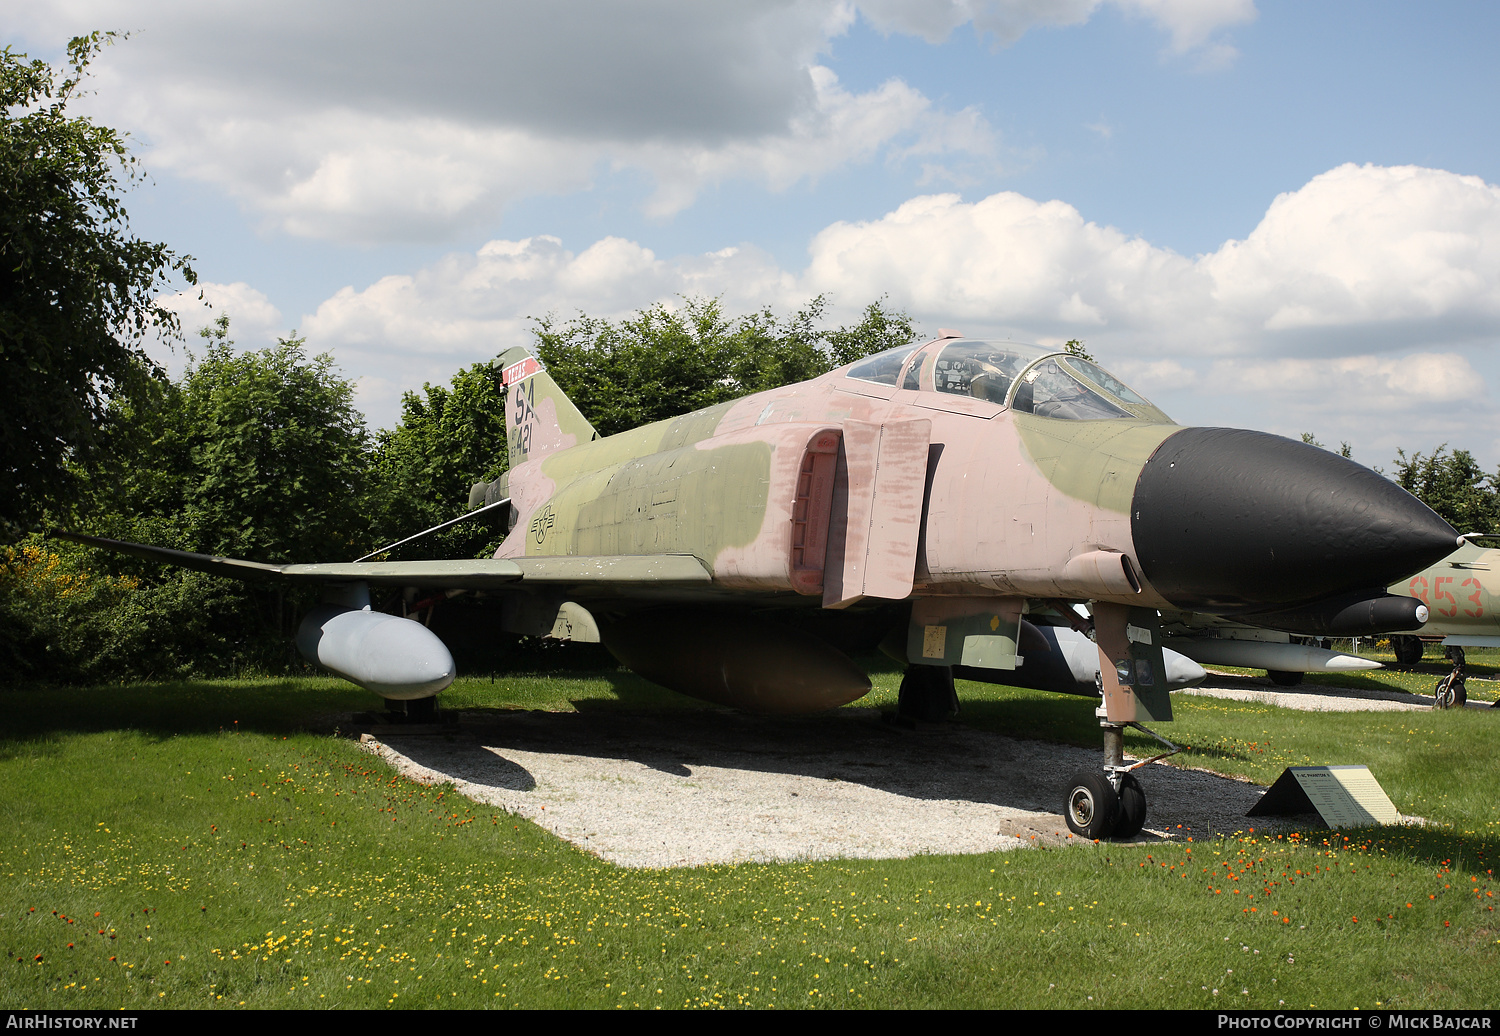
[8, 1, 1500, 468]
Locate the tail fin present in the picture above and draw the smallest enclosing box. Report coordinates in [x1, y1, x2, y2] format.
[496, 347, 597, 468]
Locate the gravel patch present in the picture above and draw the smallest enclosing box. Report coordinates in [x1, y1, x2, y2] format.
[358, 708, 1284, 869]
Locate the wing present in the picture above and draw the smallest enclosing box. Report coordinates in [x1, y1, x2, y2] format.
[51, 531, 713, 593]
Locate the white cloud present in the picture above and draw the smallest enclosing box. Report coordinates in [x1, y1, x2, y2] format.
[1109, 357, 1199, 393]
[635, 67, 996, 218]
[1206, 353, 1485, 408]
[1193, 352, 1494, 469]
[9, 2, 838, 140]
[801, 190, 1207, 335]
[303, 235, 793, 360]
[5, 1, 998, 242]
[156, 281, 283, 337]
[1121, 0, 1257, 53]
[149, 281, 287, 378]
[854, 0, 1256, 54]
[854, 0, 1100, 46]
[1204, 164, 1500, 341]
[3, 0, 1249, 243]
[299, 234, 798, 421]
[288, 163, 1500, 456]
[798, 164, 1500, 361]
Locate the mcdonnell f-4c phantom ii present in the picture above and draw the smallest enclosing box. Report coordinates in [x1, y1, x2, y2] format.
[61, 332, 1461, 840]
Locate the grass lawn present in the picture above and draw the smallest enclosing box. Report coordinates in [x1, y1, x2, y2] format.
[2, 662, 1498, 1010]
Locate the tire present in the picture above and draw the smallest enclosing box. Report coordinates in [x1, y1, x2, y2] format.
[1392, 635, 1424, 666]
[1267, 669, 1304, 686]
[1113, 773, 1147, 839]
[898, 665, 958, 721]
[1064, 771, 1119, 840]
[1434, 678, 1467, 710]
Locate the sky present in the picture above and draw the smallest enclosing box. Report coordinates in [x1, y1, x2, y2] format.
[7, 0, 1500, 469]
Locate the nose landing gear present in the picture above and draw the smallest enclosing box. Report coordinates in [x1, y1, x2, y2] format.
[1062, 601, 1180, 840]
[1434, 645, 1468, 709]
[1063, 714, 1180, 840]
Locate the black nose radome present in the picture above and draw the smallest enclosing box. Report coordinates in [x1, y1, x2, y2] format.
[1131, 428, 1459, 613]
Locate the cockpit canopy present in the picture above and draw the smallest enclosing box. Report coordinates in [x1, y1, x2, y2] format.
[843, 338, 1170, 423]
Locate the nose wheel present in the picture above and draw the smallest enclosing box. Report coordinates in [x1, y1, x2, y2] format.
[1062, 719, 1178, 840]
[1434, 646, 1467, 709]
[1113, 772, 1147, 838]
[1064, 772, 1118, 840]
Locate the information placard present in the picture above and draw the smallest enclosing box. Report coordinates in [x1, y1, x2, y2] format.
[1247, 765, 1401, 828]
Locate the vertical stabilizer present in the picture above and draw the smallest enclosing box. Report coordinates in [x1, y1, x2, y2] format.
[496, 347, 597, 468]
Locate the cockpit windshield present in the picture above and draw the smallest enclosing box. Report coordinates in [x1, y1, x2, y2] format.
[1058, 356, 1150, 405]
[930, 341, 1052, 404]
[1009, 358, 1131, 420]
[840, 337, 1164, 422]
[845, 342, 925, 386]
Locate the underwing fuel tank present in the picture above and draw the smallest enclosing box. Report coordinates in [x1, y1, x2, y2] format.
[295, 606, 456, 700]
[958, 623, 1206, 695]
[600, 610, 871, 714]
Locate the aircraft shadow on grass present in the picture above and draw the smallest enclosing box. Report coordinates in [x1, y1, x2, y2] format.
[0, 679, 375, 745]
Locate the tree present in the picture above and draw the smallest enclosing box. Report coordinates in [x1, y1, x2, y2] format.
[1390, 445, 1497, 534]
[0, 34, 196, 536]
[532, 295, 918, 436]
[172, 317, 370, 560]
[1062, 339, 1096, 363]
[824, 296, 922, 367]
[0, 538, 154, 684]
[87, 316, 369, 562]
[1300, 432, 1353, 459]
[41, 316, 375, 677]
[365, 362, 510, 560]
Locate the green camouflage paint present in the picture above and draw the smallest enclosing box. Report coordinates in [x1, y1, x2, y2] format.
[1013, 414, 1180, 515]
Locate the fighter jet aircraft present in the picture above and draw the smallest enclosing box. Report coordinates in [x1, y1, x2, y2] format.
[1379, 534, 1500, 706]
[1156, 535, 1500, 697]
[1391, 535, 1500, 658]
[60, 333, 1460, 840]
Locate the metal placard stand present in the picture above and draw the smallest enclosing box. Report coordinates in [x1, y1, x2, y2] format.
[1247, 765, 1401, 828]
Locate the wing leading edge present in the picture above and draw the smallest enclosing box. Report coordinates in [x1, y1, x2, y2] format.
[51, 532, 712, 591]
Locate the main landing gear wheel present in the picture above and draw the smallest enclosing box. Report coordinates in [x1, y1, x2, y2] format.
[1064, 771, 1119, 840]
[897, 664, 959, 722]
[1113, 773, 1147, 839]
[1267, 669, 1303, 686]
[1071, 718, 1179, 840]
[1391, 635, 1424, 666]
